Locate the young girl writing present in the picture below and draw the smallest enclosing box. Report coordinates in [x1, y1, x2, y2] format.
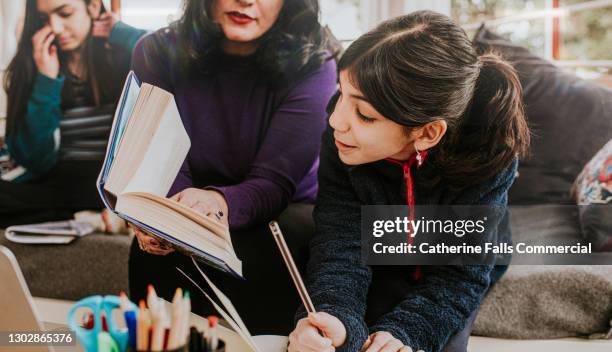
[289, 11, 529, 352]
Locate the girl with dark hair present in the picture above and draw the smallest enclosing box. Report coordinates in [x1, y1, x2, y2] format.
[128, 0, 340, 335]
[289, 11, 530, 352]
[0, 0, 146, 227]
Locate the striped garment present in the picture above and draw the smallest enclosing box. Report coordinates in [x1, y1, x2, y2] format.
[58, 105, 114, 161]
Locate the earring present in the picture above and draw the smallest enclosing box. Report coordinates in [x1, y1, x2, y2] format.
[415, 145, 423, 167]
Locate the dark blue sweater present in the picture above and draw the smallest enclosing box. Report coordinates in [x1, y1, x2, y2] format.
[297, 126, 518, 352]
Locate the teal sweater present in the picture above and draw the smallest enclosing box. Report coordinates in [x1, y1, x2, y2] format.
[6, 22, 146, 181]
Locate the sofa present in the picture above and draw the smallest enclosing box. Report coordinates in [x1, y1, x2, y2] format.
[1, 25, 612, 347]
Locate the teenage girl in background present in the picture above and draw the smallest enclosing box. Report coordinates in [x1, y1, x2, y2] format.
[1, 0, 145, 228]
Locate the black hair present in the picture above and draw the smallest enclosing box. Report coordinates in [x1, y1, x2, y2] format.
[171, 0, 342, 83]
[4, 0, 130, 137]
[337, 10, 530, 190]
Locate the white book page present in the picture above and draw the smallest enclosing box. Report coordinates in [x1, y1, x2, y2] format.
[190, 256, 256, 346]
[123, 96, 190, 197]
[177, 265, 261, 352]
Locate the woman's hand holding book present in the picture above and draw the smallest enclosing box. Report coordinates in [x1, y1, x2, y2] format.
[169, 188, 229, 226]
[132, 188, 229, 256]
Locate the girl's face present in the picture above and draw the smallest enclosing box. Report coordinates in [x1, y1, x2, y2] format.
[36, 0, 98, 51]
[212, 0, 283, 54]
[330, 70, 420, 165]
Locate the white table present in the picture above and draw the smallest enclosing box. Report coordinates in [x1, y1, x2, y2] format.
[34, 297, 612, 352]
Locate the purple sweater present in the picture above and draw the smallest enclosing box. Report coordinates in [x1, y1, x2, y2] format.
[131, 29, 337, 229]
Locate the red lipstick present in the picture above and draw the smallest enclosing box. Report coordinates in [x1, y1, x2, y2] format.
[227, 11, 255, 25]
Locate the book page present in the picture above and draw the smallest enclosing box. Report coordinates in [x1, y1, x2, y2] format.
[104, 84, 156, 195]
[97, 71, 140, 198]
[116, 194, 232, 253]
[123, 92, 190, 197]
[177, 261, 261, 352]
[126, 192, 230, 243]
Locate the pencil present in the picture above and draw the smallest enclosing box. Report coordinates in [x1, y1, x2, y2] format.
[137, 300, 150, 350]
[207, 316, 219, 351]
[119, 291, 131, 312]
[147, 284, 159, 312]
[179, 291, 191, 348]
[151, 302, 167, 351]
[120, 292, 137, 351]
[269, 221, 316, 313]
[167, 288, 183, 349]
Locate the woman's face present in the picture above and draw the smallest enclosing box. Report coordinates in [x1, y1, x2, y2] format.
[212, 0, 284, 54]
[329, 70, 419, 166]
[36, 0, 95, 51]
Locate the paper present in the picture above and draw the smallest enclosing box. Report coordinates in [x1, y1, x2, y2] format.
[175, 258, 261, 352]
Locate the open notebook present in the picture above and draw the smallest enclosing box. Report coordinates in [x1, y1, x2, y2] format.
[97, 71, 242, 277]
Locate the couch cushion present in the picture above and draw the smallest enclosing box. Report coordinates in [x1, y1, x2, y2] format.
[473, 26, 612, 205]
[474, 264, 612, 339]
[571, 139, 612, 251]
[474, 205, 612, 338]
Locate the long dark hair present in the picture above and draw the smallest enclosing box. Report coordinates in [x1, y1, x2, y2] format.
[3, 0, 129, 137]
[171, 0, 342, 82]
[338, 11, 530, 190]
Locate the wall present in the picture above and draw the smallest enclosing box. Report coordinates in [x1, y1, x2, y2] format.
[0, 0, 25, 130]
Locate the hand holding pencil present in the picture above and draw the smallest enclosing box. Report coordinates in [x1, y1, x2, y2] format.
[269, 221, 346, 351]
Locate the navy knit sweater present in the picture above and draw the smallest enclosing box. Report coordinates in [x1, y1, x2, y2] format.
[296, 126, 518, 352]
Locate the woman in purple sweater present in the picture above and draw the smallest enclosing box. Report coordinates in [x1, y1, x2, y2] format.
[128, 0, 339, 334]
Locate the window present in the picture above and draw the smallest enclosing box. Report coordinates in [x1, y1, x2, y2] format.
[321, 0, 364, 44]
[453, 0, 612, 83]
[120, 0, 183, 30]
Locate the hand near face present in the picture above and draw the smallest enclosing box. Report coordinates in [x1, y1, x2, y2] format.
[32, 25, 60, 79]
[92, 12, 119, 39]
[288, 312, 346, 352]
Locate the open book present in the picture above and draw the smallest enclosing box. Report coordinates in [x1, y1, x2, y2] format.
[97, 71, 242, 277]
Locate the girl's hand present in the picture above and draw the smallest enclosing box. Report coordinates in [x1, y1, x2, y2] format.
[288, 312, 346, 352]
[361, 331, 423, 352]
[32, 25, 59, 79]
[92, 12, 119, 39]
[169, 188, 229, 226]
[130, 223, 175, 256]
